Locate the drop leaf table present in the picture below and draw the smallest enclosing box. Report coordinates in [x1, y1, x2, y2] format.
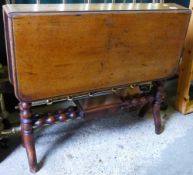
[3, 3, 190, 173]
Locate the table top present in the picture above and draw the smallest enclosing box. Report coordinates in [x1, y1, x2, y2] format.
[3, 3, 188, 15]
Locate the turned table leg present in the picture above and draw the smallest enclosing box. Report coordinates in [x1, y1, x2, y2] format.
[152, 82, 164, 135]
[19, 102, 38, 173]
[20, 127, 25, 148]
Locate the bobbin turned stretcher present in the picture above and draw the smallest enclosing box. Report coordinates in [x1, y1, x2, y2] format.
[3, 3, 190, 173]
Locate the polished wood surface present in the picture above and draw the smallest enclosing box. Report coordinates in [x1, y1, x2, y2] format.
[3, 4, 190, 102]
[19, 102, 37, 173]
[3, 3, 187, 13]
[3, 4, 189, 172]
[176, 0, 193, 114]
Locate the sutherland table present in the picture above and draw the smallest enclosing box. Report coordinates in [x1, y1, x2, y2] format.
[3, 3, 190, 173]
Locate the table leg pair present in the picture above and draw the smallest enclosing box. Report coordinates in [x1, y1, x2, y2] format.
[19, 81, 165, 173]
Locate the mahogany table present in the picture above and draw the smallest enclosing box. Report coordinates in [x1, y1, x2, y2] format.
[3, 3, 190, 172]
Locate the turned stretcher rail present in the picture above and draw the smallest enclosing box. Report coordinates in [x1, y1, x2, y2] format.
[32, 93, 154, 128]
[18, 81, 165, 173]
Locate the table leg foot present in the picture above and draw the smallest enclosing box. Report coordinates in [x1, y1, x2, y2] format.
[152, 81, 164, 135]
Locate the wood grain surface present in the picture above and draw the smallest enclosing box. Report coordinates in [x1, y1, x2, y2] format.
[4, 7, 190, 101]
[176, 0, 193, 114]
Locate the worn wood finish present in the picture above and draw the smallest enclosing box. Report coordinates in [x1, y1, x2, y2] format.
[22, 81, 163, 172]
[3, 3, 191, 172]
[3, 4, 190, 102]
[2, 3, 188, 13]
[152, 81, 164, 134]
[176, 0, 193, 114]
[19, 102, 37, 173]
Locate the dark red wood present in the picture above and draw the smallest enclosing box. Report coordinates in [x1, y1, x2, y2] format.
[19, 102, 38, 173]
[138, 102, 152, 118]
[18, 81, 165, 172]
[152, 82, 165, 134]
